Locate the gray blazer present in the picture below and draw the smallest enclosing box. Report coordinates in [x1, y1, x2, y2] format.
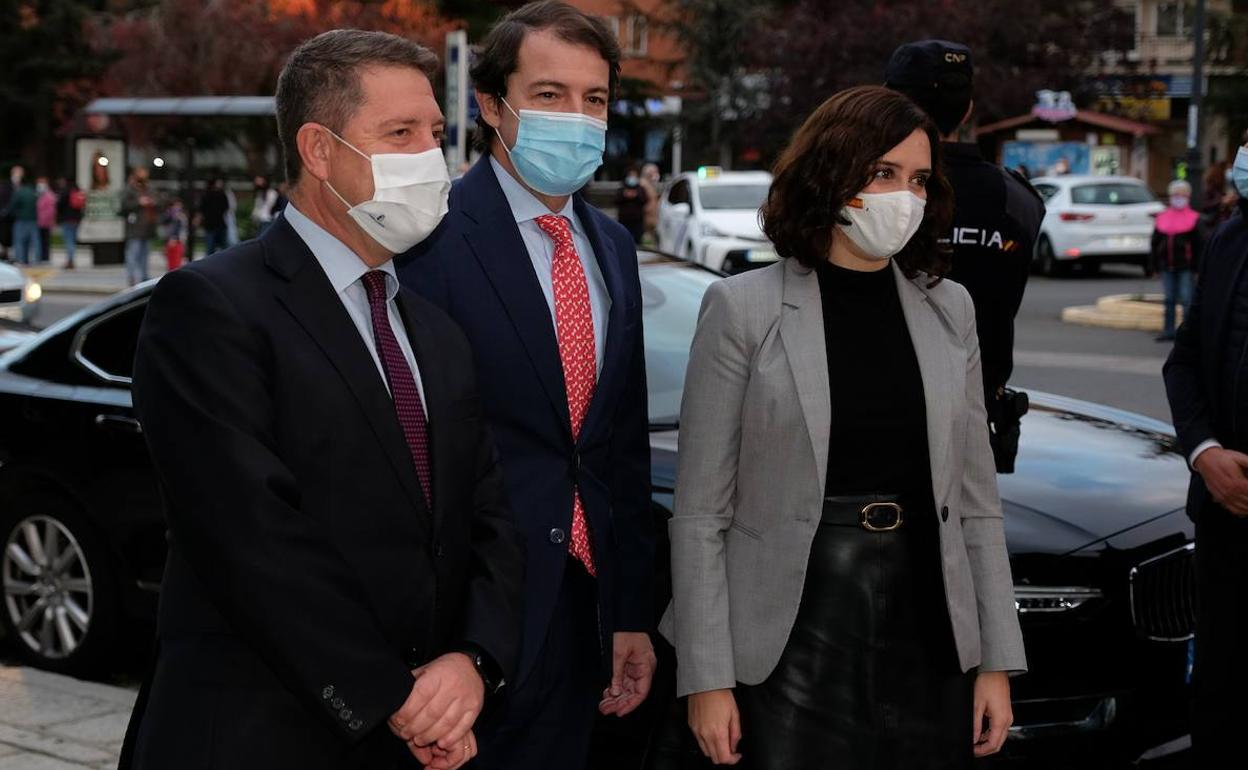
[659, 258, 1027, 697]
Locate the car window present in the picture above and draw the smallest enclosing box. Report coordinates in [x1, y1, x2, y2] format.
[1033, 184, 1060, 202]
[75, 300, 148, 386]
[697, 184, 770, 211]
[639, 263, 720, 425]
[667, 180, 691, 206]
[1070, 183, 1154, 205]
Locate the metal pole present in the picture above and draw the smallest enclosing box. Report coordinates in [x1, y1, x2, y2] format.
[1186, 0, 1207, 185]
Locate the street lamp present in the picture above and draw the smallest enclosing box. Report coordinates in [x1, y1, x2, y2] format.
[153, 157, 165, 168]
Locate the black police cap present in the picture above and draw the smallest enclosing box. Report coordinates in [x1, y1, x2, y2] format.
[885, 39, 973, 95]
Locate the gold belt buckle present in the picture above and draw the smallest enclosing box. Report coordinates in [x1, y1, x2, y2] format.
[860, 502, 904, 532]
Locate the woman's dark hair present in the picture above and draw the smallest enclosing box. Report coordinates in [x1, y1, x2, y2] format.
[470, 1, 621, 153]
[761, 85, 954, 279]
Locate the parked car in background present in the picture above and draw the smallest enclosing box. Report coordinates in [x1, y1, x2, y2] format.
[656, 167, 776, 274]
[0, 261, 42, 324]
[0, 256, 1193, 767]
[1029, 175, 1164, 276]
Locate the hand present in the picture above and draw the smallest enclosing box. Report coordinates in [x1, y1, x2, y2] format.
[1194, 448, 1248, 516]
[687, 689, 741, 765]
[388, 653, 485, 751]
[598, 631, 657, 717]
[972, 671, 1013, 757]
[406, 729, 478, 770]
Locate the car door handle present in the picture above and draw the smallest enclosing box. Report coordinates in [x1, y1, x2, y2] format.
[94, 414, 143, 435]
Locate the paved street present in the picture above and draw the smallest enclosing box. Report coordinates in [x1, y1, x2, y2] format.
[0, 667, 134, 769]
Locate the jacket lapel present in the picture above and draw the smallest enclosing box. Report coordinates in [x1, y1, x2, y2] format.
[574, 196, 628, 444]
[458, 159, 572, 433]
[779, 259, 831, 486]
[893, 262, 956, 504]
[263, 218, 432, 523]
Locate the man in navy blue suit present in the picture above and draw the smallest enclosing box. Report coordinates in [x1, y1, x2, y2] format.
[397, 3, 655, 768]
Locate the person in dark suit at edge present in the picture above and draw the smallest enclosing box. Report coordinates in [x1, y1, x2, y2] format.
[120, 29, 524, 770]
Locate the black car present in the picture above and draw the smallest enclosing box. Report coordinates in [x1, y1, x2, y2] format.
[0, 255, 1193, 766]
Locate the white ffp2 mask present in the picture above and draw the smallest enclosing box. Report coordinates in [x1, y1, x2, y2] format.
[837, 190, 927, 261]
[324, 130, 450, 254]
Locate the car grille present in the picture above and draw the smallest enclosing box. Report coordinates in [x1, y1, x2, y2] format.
[0, 289, 20, 304]
[1129, 542, 1196, 642]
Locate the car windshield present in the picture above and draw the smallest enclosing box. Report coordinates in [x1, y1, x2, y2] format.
[640, 261, 721, 426]
[1070, 183, 1154, 206]
[698, 184, 770, 211]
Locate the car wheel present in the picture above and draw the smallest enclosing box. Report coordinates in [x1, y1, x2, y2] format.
[1036, 236, 1067, 277]
[0, 490, 119, 675]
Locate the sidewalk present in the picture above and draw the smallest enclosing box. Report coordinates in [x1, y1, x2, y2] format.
[0, 666, 135, 769]
[16, 246, 169, 297]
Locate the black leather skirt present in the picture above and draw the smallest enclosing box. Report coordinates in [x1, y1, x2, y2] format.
[732, 494, 975, 770]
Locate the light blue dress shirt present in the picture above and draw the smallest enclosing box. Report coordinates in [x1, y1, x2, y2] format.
[490, 156, 611, 374]
[283, 204, 427, 415]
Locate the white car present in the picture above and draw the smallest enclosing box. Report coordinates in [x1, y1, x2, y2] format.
[1029, 175, 1164, 276]
[0, 262, 41, 324]
[657, 168, 776, 273]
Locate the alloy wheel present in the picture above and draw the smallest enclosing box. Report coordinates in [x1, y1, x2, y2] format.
[3, 515, 94, 660]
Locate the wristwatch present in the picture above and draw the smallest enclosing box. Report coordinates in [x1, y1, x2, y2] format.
[454, 644, 506, 697]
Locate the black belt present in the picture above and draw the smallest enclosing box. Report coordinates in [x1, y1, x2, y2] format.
[822, 494, 905, 532]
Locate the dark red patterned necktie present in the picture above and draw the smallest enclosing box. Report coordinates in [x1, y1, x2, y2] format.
[362, 271, 432, 507]
[535, 214, 597, 576]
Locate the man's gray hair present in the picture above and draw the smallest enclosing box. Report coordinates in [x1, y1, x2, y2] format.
[276, 29, 439, 184]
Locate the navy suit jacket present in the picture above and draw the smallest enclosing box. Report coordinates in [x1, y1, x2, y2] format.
[397, 157, 653, 684]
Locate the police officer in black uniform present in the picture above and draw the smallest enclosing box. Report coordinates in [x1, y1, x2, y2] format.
[886, 40, 1045, 473]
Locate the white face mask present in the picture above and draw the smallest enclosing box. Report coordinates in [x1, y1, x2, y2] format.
[324, 129, 450, 254]
[836, 190, 927, 261]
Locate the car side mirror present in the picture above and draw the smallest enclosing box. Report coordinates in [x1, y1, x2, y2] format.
[670, 202, 691, 217]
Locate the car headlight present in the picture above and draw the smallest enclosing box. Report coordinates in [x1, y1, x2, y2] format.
[24, 280, 41, 304]
[1014, 585, 1102, 613]
[699, 221, 723, 238]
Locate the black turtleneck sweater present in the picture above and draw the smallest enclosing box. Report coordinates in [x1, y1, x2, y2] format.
[815, 261, 933, 503]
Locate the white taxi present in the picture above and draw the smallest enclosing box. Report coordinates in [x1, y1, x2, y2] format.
[657, 167, 776, 274]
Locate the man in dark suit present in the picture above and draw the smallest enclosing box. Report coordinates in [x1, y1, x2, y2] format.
[1163, 135, 1248, 767]
[397, 3, 655, 768]
[121, 30, 523, 770]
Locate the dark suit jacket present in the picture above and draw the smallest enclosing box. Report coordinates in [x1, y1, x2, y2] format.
[1164, 202, 1248, 518]
[123, 216, 524, 770]
[397, 157, 653, 685]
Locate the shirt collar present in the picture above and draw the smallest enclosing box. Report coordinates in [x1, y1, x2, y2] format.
[284, 203, 398, 300]
[489, 155, 581, 235]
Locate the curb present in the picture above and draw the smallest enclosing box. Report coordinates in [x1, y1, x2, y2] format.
[1062, 293, 1182, 332]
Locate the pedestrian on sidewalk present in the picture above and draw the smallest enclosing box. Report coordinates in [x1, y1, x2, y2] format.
[615, 163, 648, 245]
[251, 174, 279, 236]
[641, 162, 661, 245]
[55, 178, 85, 269]
[1152, 179, 1203, 342]
[161, 198, 189, 271]
[1163, 134, 1248, 769]
[4, 174, 39, 265]
[36, 176, 57, 264]
[196, 178, 230, 256]
[122, 167, 159, 286]
[0, 164, 23, 262]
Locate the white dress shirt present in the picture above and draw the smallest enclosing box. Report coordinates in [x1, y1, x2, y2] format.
[284, 204, 427, 415]
[490, 156, 611, 374]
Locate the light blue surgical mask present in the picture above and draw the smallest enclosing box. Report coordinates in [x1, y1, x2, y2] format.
[497, 98, 606, 196]
[1233, 146, 1248, 198]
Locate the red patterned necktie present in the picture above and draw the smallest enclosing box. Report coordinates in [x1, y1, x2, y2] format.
[535, 214, 597, 576]
[362, 271, 432, 508]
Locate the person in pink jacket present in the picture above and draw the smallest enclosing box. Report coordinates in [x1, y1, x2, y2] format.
[35, 176, 57, 264]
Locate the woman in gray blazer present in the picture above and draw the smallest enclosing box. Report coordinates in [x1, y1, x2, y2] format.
[660, 86, 1026, 768]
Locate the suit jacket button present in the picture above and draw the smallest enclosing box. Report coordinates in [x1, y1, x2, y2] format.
[941, 506, 950, 523]
[339, 708, 353, 721]
[550, 528, 566, 544]
[349, 719, 363, 731]
[331, 697, 345, 709]
[321, 685, 335, 700]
